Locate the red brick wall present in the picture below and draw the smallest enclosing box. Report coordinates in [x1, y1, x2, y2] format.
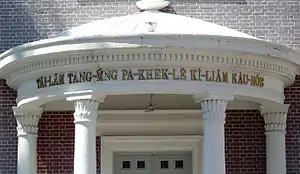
[0, 80, 17, 174]
[37, 111, 74, 173]
[284, 75, 300, 174]
[36, 109, 268, 174]
[225, 110, 266, 174]
[37, 111, 101, 173]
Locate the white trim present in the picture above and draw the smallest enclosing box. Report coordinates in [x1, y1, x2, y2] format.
[1, 35, 299, 66]
[16, 79, 285, 110]
[101, 135, 203, 174]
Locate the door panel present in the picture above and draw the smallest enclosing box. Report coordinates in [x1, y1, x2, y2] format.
[154, 154, 192, 174]
[115, 155, 152, 174]
[114, 152, 192, 174]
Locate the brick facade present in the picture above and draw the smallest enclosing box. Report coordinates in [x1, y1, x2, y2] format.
[225, 110, 266, 174]
[0, 80, 17, 174]
[37, 112, 101, 173]
[284, 76, 300, 174]
[0, 0, 300, 174]
[37, 111, 74, 174]
[1, 0, 299, 52]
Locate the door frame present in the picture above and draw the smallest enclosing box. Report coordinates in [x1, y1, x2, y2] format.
[101, 135, 203, 174]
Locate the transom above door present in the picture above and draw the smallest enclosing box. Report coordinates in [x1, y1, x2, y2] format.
[114, 152, 192, 174]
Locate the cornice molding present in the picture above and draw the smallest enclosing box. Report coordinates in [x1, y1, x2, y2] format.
[5, 50, 297, 88]
[0, 34, 299, 64]
[0, 34, 298, 87]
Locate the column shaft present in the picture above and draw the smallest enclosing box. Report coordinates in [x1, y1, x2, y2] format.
[74, 121, 97, 174]
[266, 132, 286, 174]
[72, 99, 100, 174]
[201, 99, 227, 174]
[261, 104, 289, 174]
[18, 135, 37, 174]
[203, 119, 225, 174]
[13, 107, 43, 174]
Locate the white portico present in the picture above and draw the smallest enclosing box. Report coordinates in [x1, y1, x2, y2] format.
[0, 0, 300, 174]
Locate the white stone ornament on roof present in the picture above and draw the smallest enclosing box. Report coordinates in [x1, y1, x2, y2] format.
[136, 0, 170, 11]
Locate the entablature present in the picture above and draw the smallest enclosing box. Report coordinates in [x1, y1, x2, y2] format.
[0, 34, 299, 111]
[3, 48, 299, 89]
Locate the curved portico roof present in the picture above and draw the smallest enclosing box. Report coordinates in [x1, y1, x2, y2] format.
[57, 10, 258, 41]
[0, 0, 299, 111]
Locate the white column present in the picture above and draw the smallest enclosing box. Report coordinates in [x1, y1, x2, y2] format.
[261, 104, 289, 174]
[12, 107, 43, 174]
[69, 97, 101, 174]
[195, 92, 233, 174]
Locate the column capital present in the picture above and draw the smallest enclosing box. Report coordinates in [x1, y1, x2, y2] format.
[12, 107, 43, 136]
[260, 103, 290, 114]
[72, 99, 101, 123]
[201, 99, 227, 121]
[260, 103, 290, 133]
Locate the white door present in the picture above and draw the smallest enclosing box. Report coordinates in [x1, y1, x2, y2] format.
[114, 152, 192, 174]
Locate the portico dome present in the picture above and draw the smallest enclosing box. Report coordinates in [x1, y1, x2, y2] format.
[0, 3, 299, 112]
[58, 11, 258, 40]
